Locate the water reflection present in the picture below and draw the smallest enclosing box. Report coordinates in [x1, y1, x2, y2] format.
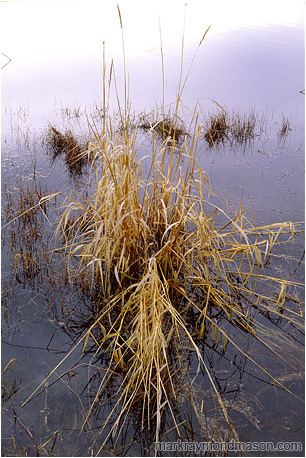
[2, 263, 303, 456]
[2, 16, 304, 131]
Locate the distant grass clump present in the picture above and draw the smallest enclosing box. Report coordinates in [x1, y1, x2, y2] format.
[204, 108, 262, 147]
[138, 110, 188, 144]
[278, 115, 292, 138]
[230, 109, 257, 143]
[44, 125, 88, 176]
[204, 110, 229, 146]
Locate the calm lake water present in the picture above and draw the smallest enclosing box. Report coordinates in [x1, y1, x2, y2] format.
[1, 1, 305, 456]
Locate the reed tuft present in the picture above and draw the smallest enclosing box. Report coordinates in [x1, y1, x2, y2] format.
[19, 15, 304, 453]
[53, 106, 303, 447]
[44, 125, 88, 176]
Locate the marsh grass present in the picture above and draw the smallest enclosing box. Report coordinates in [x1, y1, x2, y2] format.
[204, 110, 229, 146]
[229, 108, 257, 144]
[38, 110, 303, 450]
[138, 110, 189, 145]
[11, 9, 304, 455]
[44, 125, 89, 176]
[203, 107, 263, 148]
[278, 115, 292, 139]
[1, 359, 21, 404]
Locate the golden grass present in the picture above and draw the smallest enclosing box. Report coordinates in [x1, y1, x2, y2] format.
[18, 9, 304, 453]
[38, 109, 303, 449]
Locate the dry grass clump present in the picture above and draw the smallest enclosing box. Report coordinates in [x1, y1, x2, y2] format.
[2, 359, 21, 404]
[37, 113, 303, 450]
[203, 108, 260, 147]
[20, 13, 304, 452]
[229, 109, 257, 144]
[204, 111, 229, 146]
[44, 125, 88, 176]
[278, 115, 292, 138]
[138, 110, 188, 144]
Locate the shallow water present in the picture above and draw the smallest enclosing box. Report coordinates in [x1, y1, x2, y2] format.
[1, 3, 305, 457]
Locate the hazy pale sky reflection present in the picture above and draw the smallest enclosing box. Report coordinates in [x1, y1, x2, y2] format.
[1, 0, 304, 65]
